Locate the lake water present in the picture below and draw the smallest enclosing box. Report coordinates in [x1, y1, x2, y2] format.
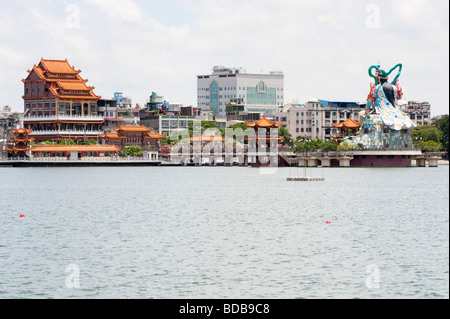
[0, 165, 448, 299]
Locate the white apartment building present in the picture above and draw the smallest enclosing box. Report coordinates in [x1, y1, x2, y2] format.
[271, 99, 366, 141]
[197, 66, 284, 117]
[400, 101, 432, 126]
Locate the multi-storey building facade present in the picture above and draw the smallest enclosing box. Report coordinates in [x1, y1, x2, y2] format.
[271, 99, 366, 141]
[21, 58, 105, 142]
[400, 101, 432, 126]
[197, 66, 284, 117]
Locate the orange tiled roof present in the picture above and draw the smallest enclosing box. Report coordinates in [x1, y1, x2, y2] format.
[11, 128, 33, 135]
[146, 132, 166, 139]
[48, 86, 99, 100]
[31, 145, 121, 153]
[7, 146, 29, 153]
[102, 132, 126, 139]
[245, 115, 283, 128]
[57, 81, 93, 91]
[9, 137, 34, 142]
[40, 58, 80, 74]
[114, 125, 153, 133]
[332, 117, 361, 129]
[22, 58, 101, 100]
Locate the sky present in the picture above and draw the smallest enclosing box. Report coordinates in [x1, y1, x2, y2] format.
[0, 0, 448, 116]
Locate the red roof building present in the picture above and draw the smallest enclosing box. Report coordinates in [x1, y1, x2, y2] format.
[100, 125, 166, 148]
[22, 58, 100, 117]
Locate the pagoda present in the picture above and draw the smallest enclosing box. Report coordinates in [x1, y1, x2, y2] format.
[7, 128, 34, 158]
[245, 115, 284, 166]
[22, 58, 100, 116]
[21, 58, 104, 142]
[332, 117, 361, 141]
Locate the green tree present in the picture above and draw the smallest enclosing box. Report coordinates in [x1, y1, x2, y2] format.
[227, 123, 248, 131]
[293, 137, 336, 153]
[433, 115, 449, 152]
[411, 125, 443, 146]
[321, 141, 338, 152]
[122, 146, 143, 157]
[419, 140, 442, 152]
[337, 141, 352, 151]
[278, 127, 293, 147]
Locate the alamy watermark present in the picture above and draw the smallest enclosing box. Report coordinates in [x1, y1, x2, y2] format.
[66, 264, 80, 289]
[66, 4, 80, 29]
[168, 121, 280, 173]
[365, 4, 380, 29]
[366, 264, 381, 289]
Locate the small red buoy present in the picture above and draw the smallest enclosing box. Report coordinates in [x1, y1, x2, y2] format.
[326, 221, 331, 224]
[20, 214, 25, 218]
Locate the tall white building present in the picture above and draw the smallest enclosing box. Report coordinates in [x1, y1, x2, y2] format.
[197, 66, 284, 117]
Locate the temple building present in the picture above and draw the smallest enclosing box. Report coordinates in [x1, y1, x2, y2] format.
[101, 125, 166, 148]
[23, 58, 100, 116]
[22, 58, 104, 142]
[245, 115, 284, 166]
[7, 128, 33, 158]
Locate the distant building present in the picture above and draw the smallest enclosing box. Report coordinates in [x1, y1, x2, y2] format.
[400, 101, 432, 126]
[180, 106, 201, 117]
[112, 92, 132, 108]
[197, 66, 284, 117]
[158, 115, 197, 136]
[271, 99, 366, 141]
[146, 92, 164, 111]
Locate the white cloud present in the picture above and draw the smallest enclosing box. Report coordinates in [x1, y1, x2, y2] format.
[0, 0, 448, 116]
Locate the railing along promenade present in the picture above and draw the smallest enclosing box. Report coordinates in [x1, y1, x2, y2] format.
[23, 115, 105, 121]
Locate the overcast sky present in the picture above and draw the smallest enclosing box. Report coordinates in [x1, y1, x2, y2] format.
[0, 0, 448, 116]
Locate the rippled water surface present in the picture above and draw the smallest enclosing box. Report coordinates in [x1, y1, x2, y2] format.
[0, 165, 448, 299]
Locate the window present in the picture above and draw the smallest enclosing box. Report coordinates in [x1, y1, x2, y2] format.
[257, 81, 265, 92]
[210, 82, 219, 115]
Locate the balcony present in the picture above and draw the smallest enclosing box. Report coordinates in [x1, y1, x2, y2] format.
[28, 129, 105, 136]
[23, 115, 105, 122]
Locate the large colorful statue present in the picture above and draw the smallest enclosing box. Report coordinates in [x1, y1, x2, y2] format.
[344, 63, 416, 149]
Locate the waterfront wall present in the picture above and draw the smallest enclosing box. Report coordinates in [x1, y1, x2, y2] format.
[350, 155, 412, 167]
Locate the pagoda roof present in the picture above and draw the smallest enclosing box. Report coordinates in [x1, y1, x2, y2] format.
[332, 117, 361, 129]
[57, 81, 93, 91]
[146, 132, 166, 139]
[22, 58, 101, 100]
[100, 132, 126, 139]
[245, 115, 283, 128]
[39, 58, 81, 74]
[11, 128, 33, 135]
[31, 145, 121, 153]
[114, 125, 153, 133]
[7, 146, 29, 153]
[26, 65, 83, 83]
[9, 137, 34, 142]
[48, 85, 99, 100]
